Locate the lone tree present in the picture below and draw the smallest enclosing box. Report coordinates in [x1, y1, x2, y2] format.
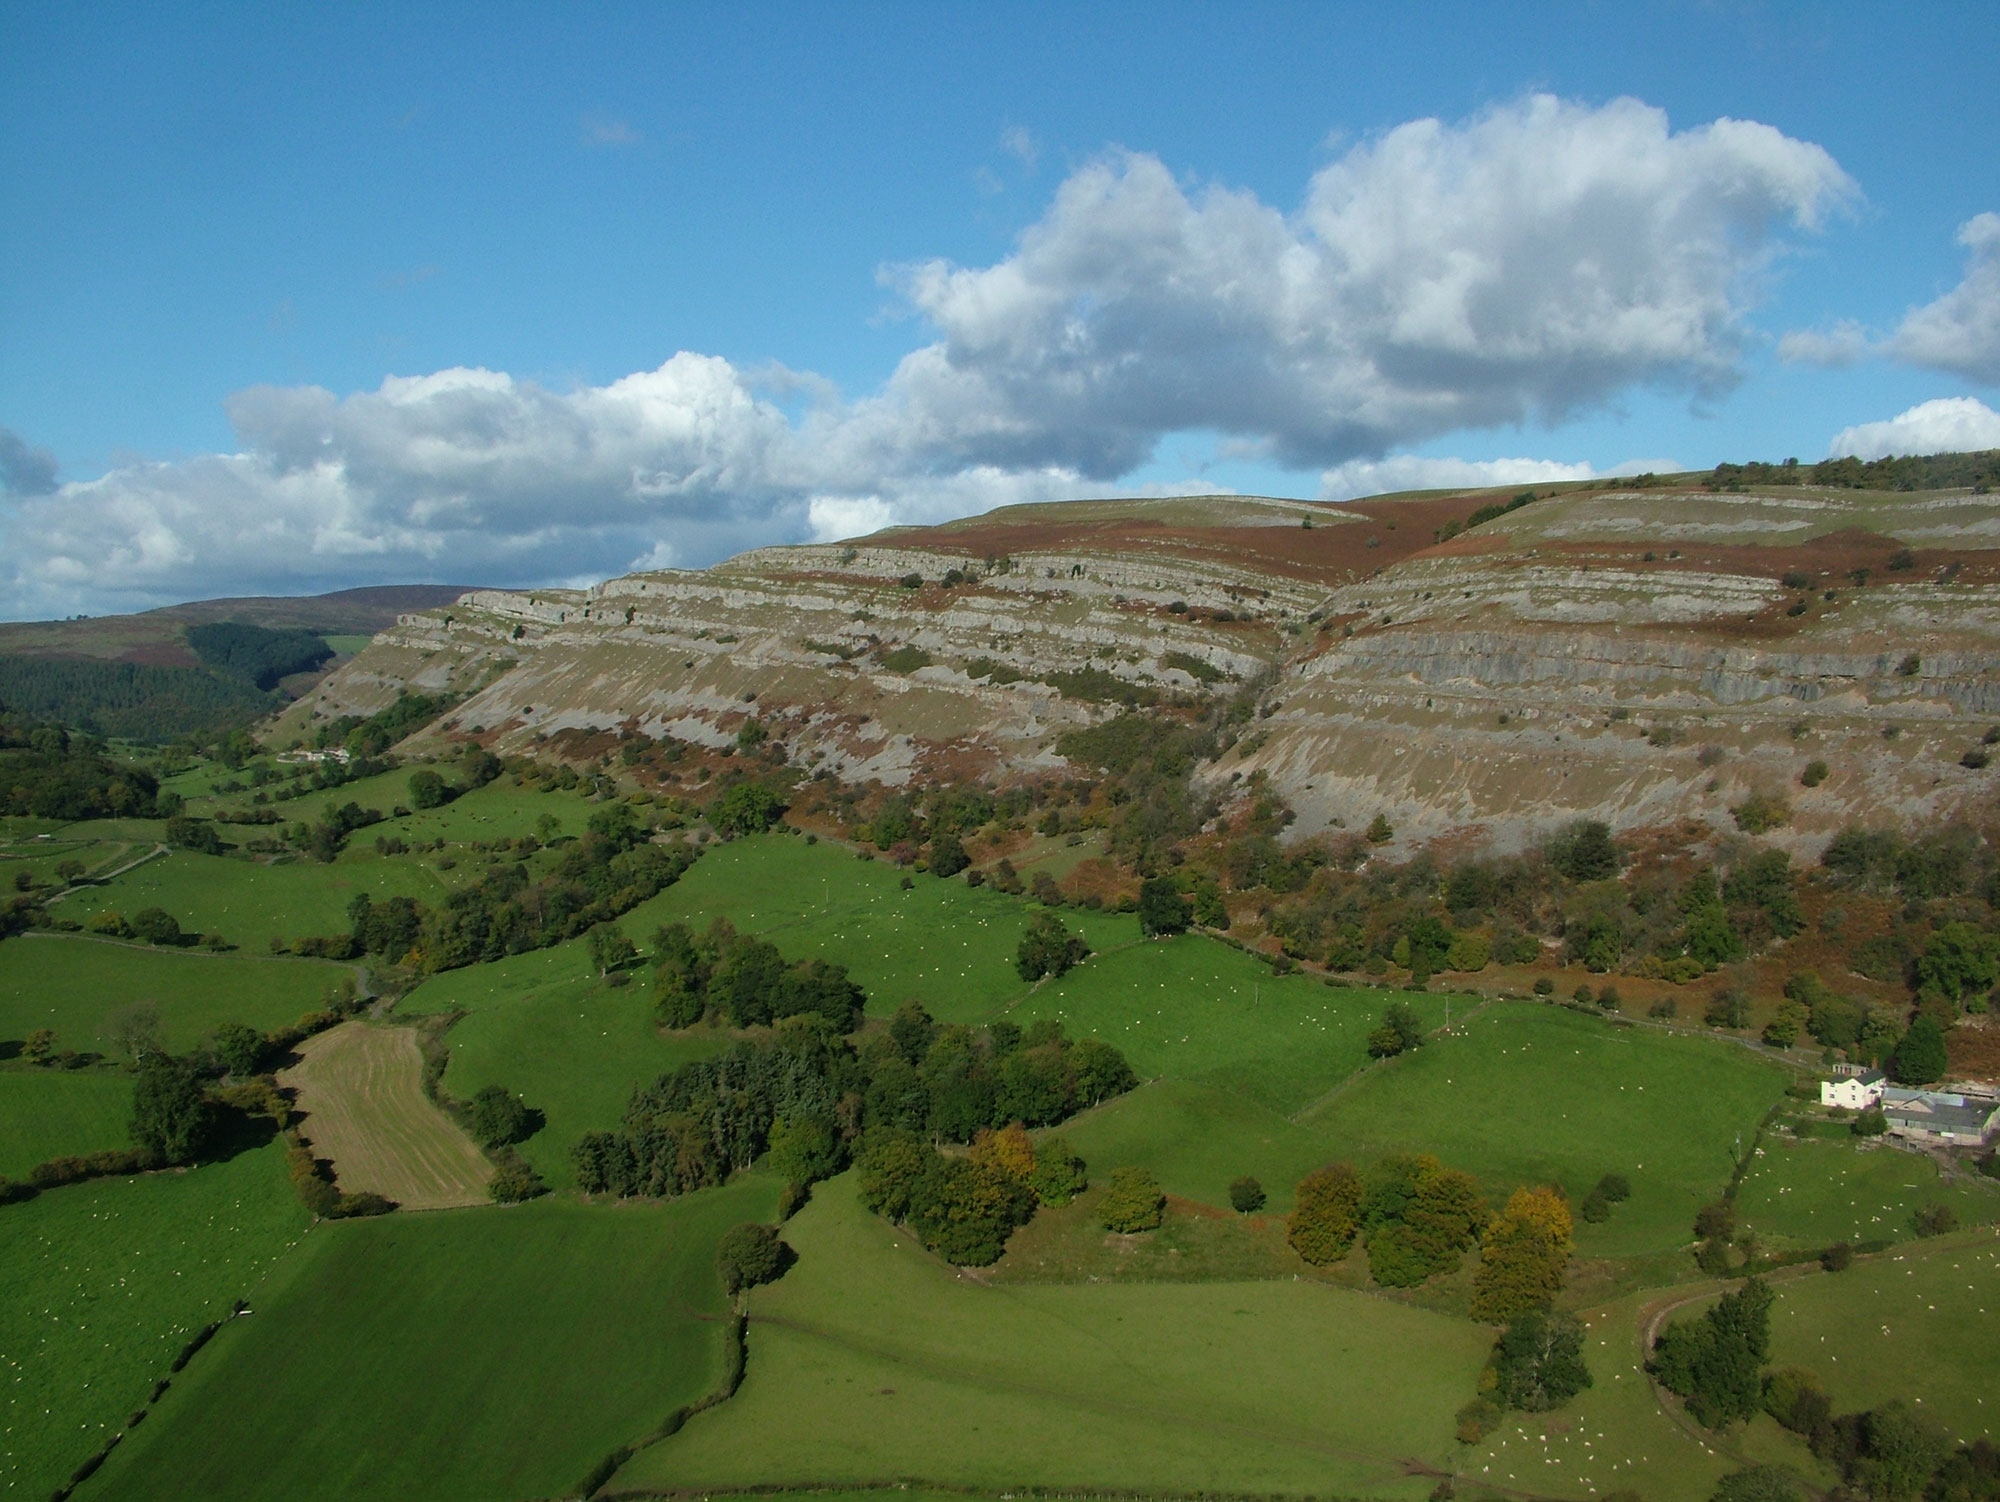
[1029, 1136, 1088, 1206]
[1545, 819, 1621, 881]
[710, 782, 785, 837]
[1228, 1175, 1266, 1214]
[1367, 1000, 1426, 1058]
[1492, 1307, 1593, 1411]
[587, 922, 638, 976]
[1891, 1015, 1949, 1086]
[106, 1001, 165, 1062]
[929, 829, 970, 878]
[1015, 910, 1090, 981]
[212, 1022, 268, 1078]
[407, 768, 450, 809]
[715, 1222, 791, 1293]
[1104, 1160, 1168, 1232]
[467, 1085, 533, 1148]
[130, 907, 184, 946]
[130, 1054, 218, 1165]
[1472, 1185, 1574, 1320]
[1098, 1166, 1166, 1232]
[1288, 1162, 1363, 1264]
[1137, 877, 1191, 938]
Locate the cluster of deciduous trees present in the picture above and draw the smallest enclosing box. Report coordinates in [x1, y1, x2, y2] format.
[856, 1120, 1089, 1264]
[572, 1012, 1132, 1218]
[1285, 1154, 1487, 1286]
[652, 917, 865, 1030]
[1764, 1376, 1998, 1502]
[866, 1002, 1137, 1141]
[311, 690, 460, 758]
[1458, 1304, 1595, 1440]
[311, 805, 695, 970]
[1709, 449, 2000, 494]
[1283, 1157, 1578, 1311]
[1651, 1276, 1773, 1428]
[0, 723, 164, 819]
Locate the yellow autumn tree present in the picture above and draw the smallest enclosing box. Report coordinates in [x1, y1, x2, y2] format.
[971, 1122, 1037, 1185]
[1471, 1184, 1574, 1320]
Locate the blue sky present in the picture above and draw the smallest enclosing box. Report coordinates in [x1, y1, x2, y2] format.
[3, 1, 1998, 617]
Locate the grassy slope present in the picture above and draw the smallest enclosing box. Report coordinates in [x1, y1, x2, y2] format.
[61, 847, 447, 950]
[1014, 935, 1439, 1114]
[0, 1066, 133, 1177]
[87, 1179, 782, 1502]
[395, 934, 729, 1189]
[1735, 1136, 2000, 1250]
[1053, 1079, 1342, 1214]
[1761, 1235, 2000, 1443]
[1299, 1003, 1791, 1257]
[617, 1173, 1490, 1498]
[0, 1142, 311, 1499]
[438, 971, 725, 1189]
[633, 833, 1140, 1023]
[1462, 1284, 1741, 1502]
[0, 936, 353, 1053]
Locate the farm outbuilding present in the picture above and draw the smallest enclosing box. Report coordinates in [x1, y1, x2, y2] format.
[1879, 1087, 2000, 1146]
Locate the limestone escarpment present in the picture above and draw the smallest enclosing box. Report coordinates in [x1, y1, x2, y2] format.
[276, 485, 2000, 852]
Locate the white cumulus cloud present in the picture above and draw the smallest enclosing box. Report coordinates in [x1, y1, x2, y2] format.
[1, 94, 1855, 617]
[875, 94, 1851, 476]
[1827, 397, 2000, 460]
[1890, 213, 2000, 384]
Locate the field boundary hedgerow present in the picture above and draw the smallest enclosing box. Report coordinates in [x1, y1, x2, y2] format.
[1285, 994, 1498, 1122]
[576, 1308, 749, 1498]
[46, 1295, 263, 1502]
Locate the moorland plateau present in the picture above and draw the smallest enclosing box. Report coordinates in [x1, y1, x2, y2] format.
[3, 456, 1999, 1502]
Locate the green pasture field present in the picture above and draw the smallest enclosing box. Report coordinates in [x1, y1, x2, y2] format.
[1014, 935, 1437, 1114]
[1299, 1002, 1791, 1258]
[360, 776, 599, 846]
[634, 832, 1140, 1023]
[990, 1185, 1303, 1284]
[0, 1066, 133, 1177]
[1761, 1234, 2000, 1443]
[321, 633, 375, 656]
[1053, 1079, 1344, 1213]
[184, 766, 409, 824]
[0, 830, 145, 890]
[616, 1173, 1491, 1498]
[0, 1142, 311, 1500]
[87, 1178, 783, 1502]
[1462, 1284, 1747, 1502]
[1735, 1136, 2000, 1250]
[61, 847, 449, 950]
[41, 817, 169, 845]
[0, 935, 354, 1053]
[440, 969, 728, 1189]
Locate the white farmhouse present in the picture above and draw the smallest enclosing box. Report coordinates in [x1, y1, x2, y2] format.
[1820, 1066, 1887, 1111]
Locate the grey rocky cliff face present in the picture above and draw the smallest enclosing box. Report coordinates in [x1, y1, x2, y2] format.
[272, 486, 2000, 852]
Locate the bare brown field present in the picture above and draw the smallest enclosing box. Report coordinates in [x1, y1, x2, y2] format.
[279, 1022, 492, 1209]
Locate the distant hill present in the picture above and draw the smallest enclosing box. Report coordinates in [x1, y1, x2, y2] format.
[0, 584, 481, 668]
[0, 584, 481, 741]
[149, 584, 483, 634]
